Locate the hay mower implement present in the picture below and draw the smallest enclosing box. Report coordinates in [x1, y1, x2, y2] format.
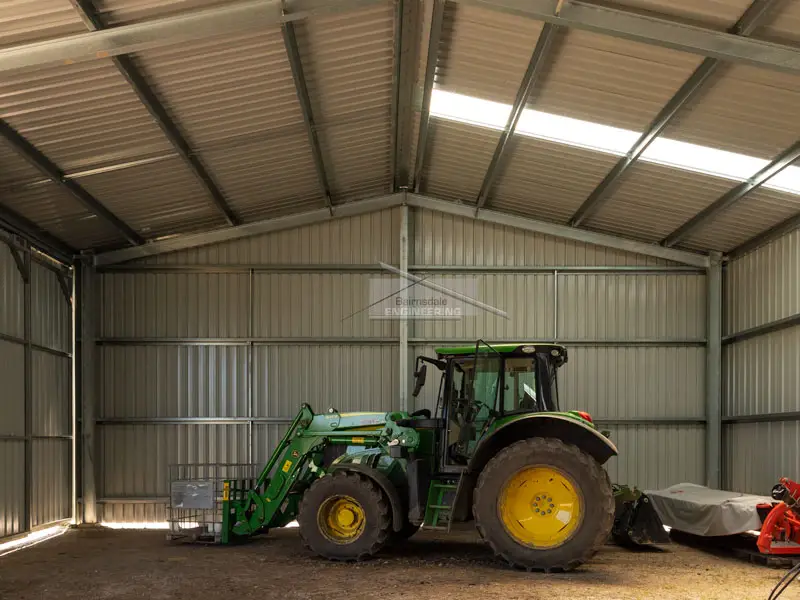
[170, 341, 666, 571]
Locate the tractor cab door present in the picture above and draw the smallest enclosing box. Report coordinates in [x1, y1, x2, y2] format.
[442, 341, 502, 469]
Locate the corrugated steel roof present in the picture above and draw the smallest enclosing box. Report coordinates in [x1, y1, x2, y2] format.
[93, 0, 228, 25]
[663, 64, 800, 159]
[682, 187, 800, 252]
[583, 162, 738, 243]
[436, 3, 544, 104]
[0, 0, 799, 257]
[0, 137, 43, 187]
[296, 2, 395, 202]
[0, 0, 86, 49]
[529, 29, 704, 131]
[756, 0, 800, 44]
[1, 182, 124, 249]
[200, 134, 323, 221]
[1, 60, 172, 172]
[422, 118, 500, 201]
[490, 137, 620, 223]
[608, 0, 753, 29]
[76, 156, 225, 238]
[130, 30, 304, 148]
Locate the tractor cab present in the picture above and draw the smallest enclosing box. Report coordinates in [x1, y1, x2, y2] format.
[412, 341, 584, 471]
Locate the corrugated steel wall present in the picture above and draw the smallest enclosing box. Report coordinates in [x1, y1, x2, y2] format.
[0, 240, 73, 539]
[95, 206, 707, 521]
[723, 229, 800, 494]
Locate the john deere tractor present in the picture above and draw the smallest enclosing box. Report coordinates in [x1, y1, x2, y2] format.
[219, 340, 633, 571]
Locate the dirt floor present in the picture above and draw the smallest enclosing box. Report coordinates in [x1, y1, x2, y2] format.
[1, 526, 798, 600]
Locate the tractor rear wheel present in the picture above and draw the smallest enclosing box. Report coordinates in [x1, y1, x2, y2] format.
[298, 471, 391, 561]
[473, 437, 613, 572]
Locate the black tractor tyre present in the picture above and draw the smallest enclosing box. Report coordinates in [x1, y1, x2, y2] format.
[298, 471, 392, 561]
[473, 437, 614, 572]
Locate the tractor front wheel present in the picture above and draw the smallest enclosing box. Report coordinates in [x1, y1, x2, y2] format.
[298, 471, 391, 561]
[473, 437, 613, 572]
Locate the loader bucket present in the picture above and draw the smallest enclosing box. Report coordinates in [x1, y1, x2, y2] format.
[612, 486, 670, 546]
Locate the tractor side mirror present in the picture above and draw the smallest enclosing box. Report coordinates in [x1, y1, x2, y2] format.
[412, 364, 428, 398]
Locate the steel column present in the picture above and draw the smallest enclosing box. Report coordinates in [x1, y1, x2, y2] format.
[706, 251, 722, 488]
[476, 23, 558, 214]
[412, 0, 446, 192]
[282, 21, 333, 213]
[77, 260, 98, 524]
[664, 140, 800, 247]
[569, 0, 780, 227]
[21, 244, 32, 533]
[399, 204, 410, 412]
[0, 121, 143, 246]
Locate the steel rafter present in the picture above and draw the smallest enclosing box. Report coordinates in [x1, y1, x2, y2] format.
[68, 0, 239, 226]
[281, 21, 333, 214]
[663, 140, 800, 247]
[412, 0, 446, 193]
[569, 0, 782, 227]
[0, 121, 143, 246]
[475, 23, 558, 214]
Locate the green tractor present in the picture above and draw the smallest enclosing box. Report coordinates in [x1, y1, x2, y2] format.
[221, 340, 630, 571]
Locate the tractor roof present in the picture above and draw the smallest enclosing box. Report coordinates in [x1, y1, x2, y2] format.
[435, 343, 568, 361]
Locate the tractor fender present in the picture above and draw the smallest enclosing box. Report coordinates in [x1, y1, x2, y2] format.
[449, 414, 618, 522]
[328, 464, 405, 533]
[469, 414, 618, 475]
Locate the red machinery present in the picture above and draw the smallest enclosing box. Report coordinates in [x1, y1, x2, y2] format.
[757, 478, 800, 555]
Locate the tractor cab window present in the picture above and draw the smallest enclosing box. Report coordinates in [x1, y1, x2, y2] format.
[502, 358, 540, 412]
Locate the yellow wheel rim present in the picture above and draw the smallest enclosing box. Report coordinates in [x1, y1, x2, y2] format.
[317, 495, 366, 544]
[499, 466, 583, 549]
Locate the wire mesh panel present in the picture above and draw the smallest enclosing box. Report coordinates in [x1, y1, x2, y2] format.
[167, 463, 258, 543]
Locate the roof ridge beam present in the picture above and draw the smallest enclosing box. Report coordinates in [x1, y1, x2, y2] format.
[663, 139, 800, 248]
[0, 120, 143, 246]
[568, 0, 781, 227]
[69, 0, 240, 227]
[475, 22, 559, 215]
[407, 193, 709, 267]
[281, 20, 333, 214]
[411, 0, 446, 193]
